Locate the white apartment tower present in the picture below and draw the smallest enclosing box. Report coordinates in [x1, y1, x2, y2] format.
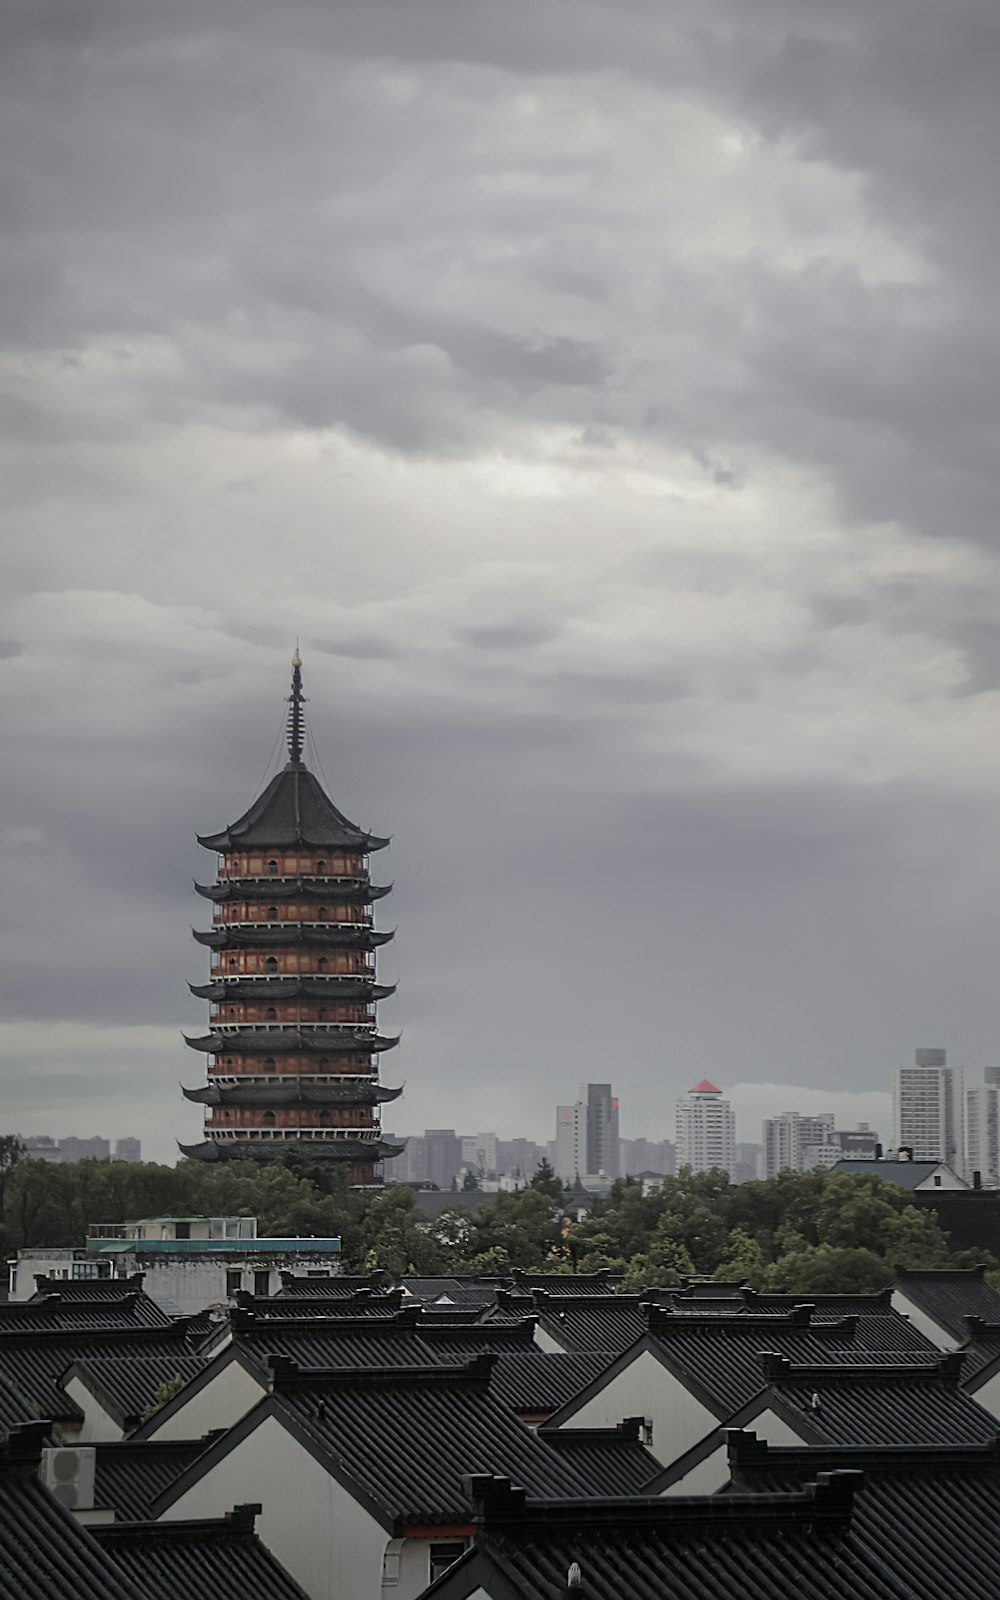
[761, 1112, 836, 1179]
[675, 1081, 736, 1180]
[892, 1048, 965, 1175]
[966, 1087, 999, 1188]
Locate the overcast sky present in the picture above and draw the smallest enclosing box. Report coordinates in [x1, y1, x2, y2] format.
[3, 1, 999, 1162]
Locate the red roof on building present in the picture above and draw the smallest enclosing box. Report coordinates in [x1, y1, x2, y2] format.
[689, 1079, 721, 1094]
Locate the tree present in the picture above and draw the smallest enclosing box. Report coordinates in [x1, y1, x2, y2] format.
[462, 1171, 480, 1191]
[530, 1159, 564, 1201]
[764, 1244, 893, 1294]
[713, 1227, 766, 1287]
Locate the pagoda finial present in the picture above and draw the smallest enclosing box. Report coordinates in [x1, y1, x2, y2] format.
[287, 647, 306, 765]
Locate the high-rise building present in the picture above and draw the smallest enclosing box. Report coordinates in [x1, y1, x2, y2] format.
[554, 1102, 585, 1182]
[114, 1138, 142, 1163]
[180, 652, 404, 1185]
[461, 1133, 498, 1177]
[554, 1085, 620, 1181]
[620, 1137, 675, 1177]
[761, 1112, 835, 1179]
[892, 1048, 965, 1175]
[966, 1088, 1000, 1188]
[675, 1081, 736, 1180]
[424, 1130, 463, 1189]
[585, 1084, 620, 1179]
[59, 1136, 111, 1163]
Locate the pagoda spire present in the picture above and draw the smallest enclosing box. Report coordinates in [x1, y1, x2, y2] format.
[286, 646, 305, 766]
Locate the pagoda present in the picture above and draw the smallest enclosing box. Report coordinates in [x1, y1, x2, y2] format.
[179, 651, 404, 1184]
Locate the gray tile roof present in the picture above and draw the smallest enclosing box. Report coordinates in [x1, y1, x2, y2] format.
[231, 1310, 540, 1375]
[894, 1266, 1000, 1341]
[94, 1438, 214, 1521]
[0, 1425, 142, 1600]
[0, 1324, 206, 1427]
[67, 1355, 210, 1429]
[488, 1351, 616, 1416]
[422, 1476, 904, 1600]
[93, 1503, 310, 1599]
[758, 1354, 999, 1447]
[727, 1434, 1000, 1600]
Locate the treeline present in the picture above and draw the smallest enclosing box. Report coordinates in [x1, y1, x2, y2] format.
[0, 1137, 994, 1293]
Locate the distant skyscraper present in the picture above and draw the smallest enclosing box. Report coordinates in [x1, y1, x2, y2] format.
[554, 1085, 620, 1181]
[423, 1130, 462, 1189]
[966, 1088, 999, 1188]
[892, 1048, 965, 1174]
[114, 1137, 142, 1163]
[761, 1112, 835, 1179]
[59, 1136, 110, 1163]
[675, 1081, 736, 1180]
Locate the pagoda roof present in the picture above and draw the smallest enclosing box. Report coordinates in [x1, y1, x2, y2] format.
[195, 879, 391, 904]
[198, 763, 388, 854]
[193, 925, 394, 951]
[690, 1079, 721, 1094]
[182, 1081, 403, 1107]
[183, 1029, 400, 1056]
[189, 978, 395, 1003]
[178, 1137, 406, 1164]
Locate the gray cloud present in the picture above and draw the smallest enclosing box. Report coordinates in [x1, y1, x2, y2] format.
[3, 1, 1000, 1157]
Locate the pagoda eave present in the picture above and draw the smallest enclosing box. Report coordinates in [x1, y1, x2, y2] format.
[188, 978, 397, 1002]
[194, 880, 392, 903]
[182, 1081, 403, 1107]
[183, 1030, 401, 1055]
[178, 1137, 405, 1164]
[192, 926, 395, 950]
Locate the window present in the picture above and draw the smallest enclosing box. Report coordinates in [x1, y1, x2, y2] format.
[229, 958, 238, 970]
[225, 1269, 242, 1297]
[317, 957, 328, 973]
[319, 1110, 330, 1126]
[429, 1544, 467, 1583]
[317, 860, 326, 874]
[318, 1008, 328, 1022]
[267, 859, 279, 875]
[318, 906, 328, 921]
[267, 906, 278, 919]
[264, 1057, 276, 1069]
[266, 1007, 277, 1021]
[253, 1270, 270, 1297]
[265, 957, 278, 972]
[263, 1111, 276, 1126]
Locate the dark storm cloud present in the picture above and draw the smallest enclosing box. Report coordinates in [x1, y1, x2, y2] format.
[3, 0, 1000, 1156]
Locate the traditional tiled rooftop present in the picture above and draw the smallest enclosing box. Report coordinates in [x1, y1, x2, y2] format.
[0, 1323, 206, 1428]
[421, 1475, 905, 1600]
[94, 1437, 215, 1520]
[65, 1354, 210, 1430]
[488, 1351, 616, 1417]
[93, 1503, 309, 1599]
[894, 1266, 1000, 1342]
[727, 1433, 1000, 1600]
[754, 1353, 998, 1446]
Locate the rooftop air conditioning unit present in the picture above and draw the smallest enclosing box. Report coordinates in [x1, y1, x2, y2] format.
[41, 1447, 96, 1512]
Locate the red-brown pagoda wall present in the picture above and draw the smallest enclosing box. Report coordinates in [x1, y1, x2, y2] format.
[216, 905, 370, 924]
[214, 952, 373, 975]
[209, 1055, 375, 1076]
[222, 853, 364, 877]
[212, 1004, 371, 1024]
[207, 1107, 374, 1130]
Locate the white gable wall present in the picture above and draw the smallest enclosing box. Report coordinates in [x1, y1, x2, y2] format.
[61, 1377, 124, 1443]
[660, 1442, 730, 1496]
[160, 1411, 387, 1600]
[552, 1348, 717, 1466]
[143, 1357, 265, 1440]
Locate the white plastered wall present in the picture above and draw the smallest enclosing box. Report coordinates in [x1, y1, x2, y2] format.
[968, 1369, 1000, 1421]
[143, 1357, 265, 1440]
[160, 1411, 387, 1600]
[61, 1377, 124, 1443]
[659, 1411, 806, 1497]
[552, 1348, 716, 1466]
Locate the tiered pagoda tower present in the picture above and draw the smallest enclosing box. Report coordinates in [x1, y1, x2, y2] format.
[179, 651, 404, 1185]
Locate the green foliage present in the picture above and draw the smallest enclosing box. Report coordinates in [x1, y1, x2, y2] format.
[0, 1155, 967, 1296]
[139, 1372, 187, 1424]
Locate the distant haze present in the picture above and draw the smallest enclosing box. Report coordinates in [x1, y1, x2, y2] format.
[2, 3, 1000, 1162]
